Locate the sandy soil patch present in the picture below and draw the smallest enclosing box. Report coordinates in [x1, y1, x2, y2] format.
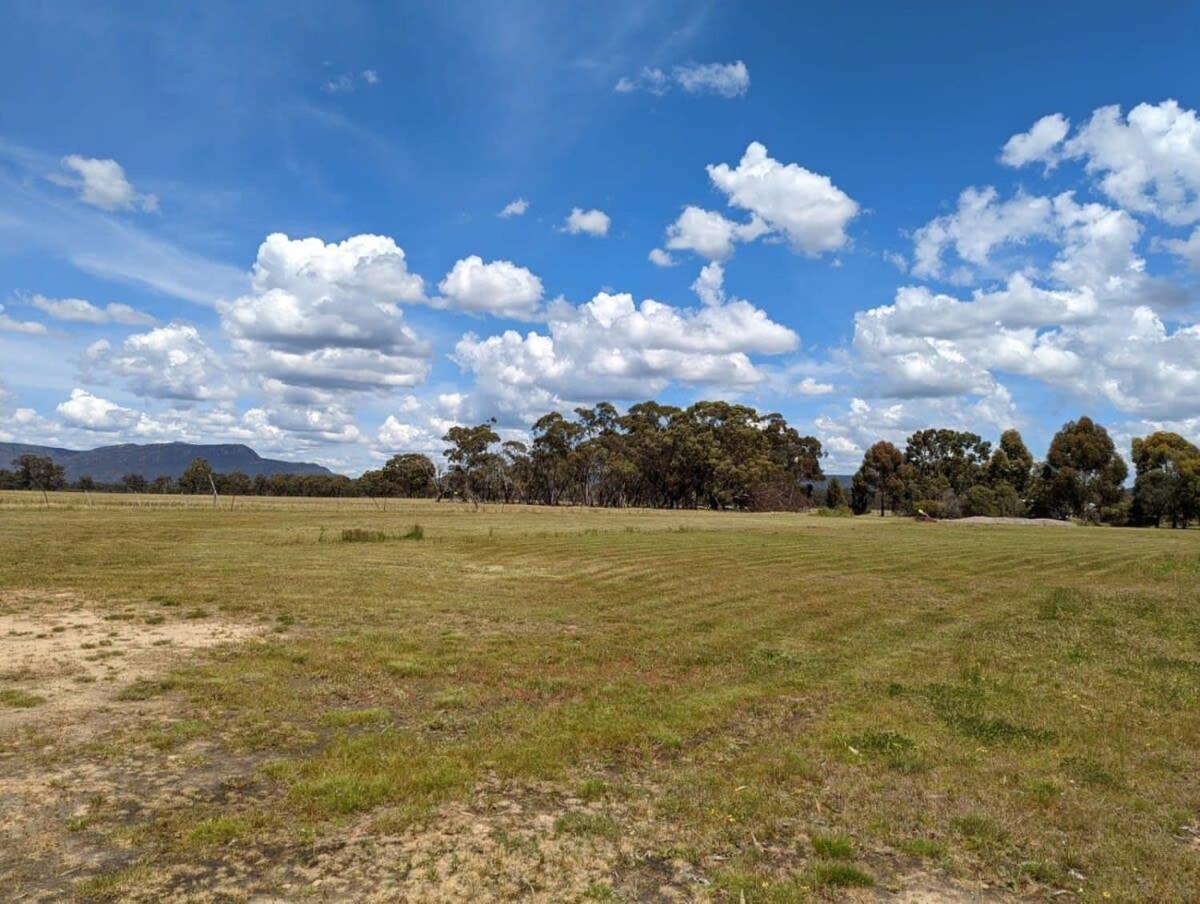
[0, 594, 259, 738]
[0, 592, 264, 900]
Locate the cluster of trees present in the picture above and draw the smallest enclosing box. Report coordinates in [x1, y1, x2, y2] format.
[1130, 432, 1200, 528]
[0, 454, 68, 496]
[421, 401, 825, 509]
[6, 405, 1199, 527]
[848, 416, 1199, 527]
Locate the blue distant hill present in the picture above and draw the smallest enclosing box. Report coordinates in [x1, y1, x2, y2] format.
[0, 441, 333, 483]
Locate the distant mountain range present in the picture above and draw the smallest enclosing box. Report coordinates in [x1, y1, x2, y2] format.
[0, 441, 334, 483]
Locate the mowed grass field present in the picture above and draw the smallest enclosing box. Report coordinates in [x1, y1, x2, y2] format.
[2, 492, 1199, 901]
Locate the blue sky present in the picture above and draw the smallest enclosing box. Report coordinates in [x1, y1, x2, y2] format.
[2, 1, 1199, 473]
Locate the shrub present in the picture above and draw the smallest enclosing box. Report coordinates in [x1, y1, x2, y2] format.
[341, 525, 424, 543]
[962, 484, 1000, 517]
[341, 528, 390, 543]
[814, 505, 854, 518]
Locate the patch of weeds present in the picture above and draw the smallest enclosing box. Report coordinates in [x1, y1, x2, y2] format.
[66, 813, 99, 832]
[1038, 587, 1084, 621]
[554, 812, 621, 840]
[187, 815, 249, 846]
[810, 832, 854, 859]
[652, 726, 684, 750]
[1020, 860, 1065, 884]
[958, 715, 1055, 745]
[1026, 779, 1063, 803]
[72, 864, 149, 901]
[340, 525, 424, 543]
[921, 683, 1056, 745]
[320, 707, 391, 728]
[846, 728, 928, 771]
[102, 612, 136, 622]
[292, 774, 394, 815]
[143, 614, 165, 625]
[1148, 655, 1200, 674]
[805, 860, 874, 888]
[899, 837, 945, 858]
[432, 687, 469, 709]
[341, 528, 390, 543]
[750, 645, 805, 676]
[577, 778, 612, 801]
[150, 594, 180, 607]
[1062, 755, 1125, 789]
[145, 719, 209, 751]
[951, 813, 1008, 852]
[184, 607, 209, 619]
[0, 688, 46, 708]
[582, 883, 618, 900]
[116, 678, 175, 701]
[764, 750, 821, 783]
[847, 728, 914, 754]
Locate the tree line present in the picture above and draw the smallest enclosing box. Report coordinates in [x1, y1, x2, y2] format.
[3, 404, 1197, 527]
[847, 416, 1199, 527]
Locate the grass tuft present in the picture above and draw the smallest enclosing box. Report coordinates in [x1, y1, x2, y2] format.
[554, 812, 621, 840]
[341, 524, 425, 543]
[116, 678, 175, 701]
[0, 688, 46, 708]
[186, 815, 249, 846]
[805, 860, 874, 888]
[810, 832, 855, 859]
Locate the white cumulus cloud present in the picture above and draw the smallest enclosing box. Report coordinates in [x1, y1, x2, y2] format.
[707, 142, 860, 256]
[663, 206, 768, 261]
[51, 155, 158, 212]
[563, 207, 611, 237]
[56, 388, 141, 432]
[453, 282, 797, 420]
[1003, 101, 1200, 224]
[87, 323, 232, 402]
[218, 233, 430, 395]
[1000, 113, 1070, 169]
[437, 255, 544, 319]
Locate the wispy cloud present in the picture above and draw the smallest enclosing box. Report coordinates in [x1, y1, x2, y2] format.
[615, 60, 749, 98]
[0, 140, 246, 306]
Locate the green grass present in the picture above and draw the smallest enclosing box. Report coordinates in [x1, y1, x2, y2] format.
[805, 860, 874, 888]
[187, 815, 250, 846]
[554, 812, 622, 840]
[339, 524, 424, 543]
[115, 678, 175, 701]
[810, 832, 855, 859]
[2, 491, 1200, 899]
[0, 688, 46, 708]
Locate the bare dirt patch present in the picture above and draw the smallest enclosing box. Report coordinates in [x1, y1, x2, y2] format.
[99, 774, 699, 902]
[0, 591, 264, 901]
[0, 595, 259, 738]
